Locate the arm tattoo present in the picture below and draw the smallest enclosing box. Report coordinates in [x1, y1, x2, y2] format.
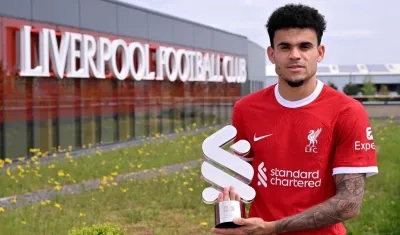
[273, 173, 366, 234]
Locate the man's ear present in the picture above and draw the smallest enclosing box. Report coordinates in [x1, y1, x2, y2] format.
[317, 44, 325, 62]
[267, 46, 275, 64]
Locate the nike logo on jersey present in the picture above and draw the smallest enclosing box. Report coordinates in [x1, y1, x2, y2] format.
[254, 134, 273, 142]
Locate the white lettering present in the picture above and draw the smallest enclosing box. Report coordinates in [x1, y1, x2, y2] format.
[268, 168, 321, 188]
[18, 25, 247, 83]
[354, 141, 375, 151]
[128, 42, 146, 81]
[96, 37, 112, 79]
[110, 39, 129, 80]
[366, 127, 374, 140]
[177, 49, 190, 82]
[81, 34, 99, 78]
[20, 25, 47, 77]
[66, 32, 84, 77]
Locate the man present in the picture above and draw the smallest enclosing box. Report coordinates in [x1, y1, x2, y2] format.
[210, 3, 378, 235]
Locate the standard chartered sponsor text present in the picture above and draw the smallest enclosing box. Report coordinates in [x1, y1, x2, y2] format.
[269, 168, 321, 188]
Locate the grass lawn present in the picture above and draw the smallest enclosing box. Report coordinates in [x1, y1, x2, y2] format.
[0, 118, 398, 235]
[0, 124, 219, 198]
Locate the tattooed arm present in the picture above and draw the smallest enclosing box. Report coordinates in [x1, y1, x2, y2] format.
[272, 173, 366, 234]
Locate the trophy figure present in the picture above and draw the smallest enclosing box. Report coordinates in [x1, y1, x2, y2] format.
[201, 125, 256, 228]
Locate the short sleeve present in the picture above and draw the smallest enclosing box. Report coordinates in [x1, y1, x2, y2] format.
[332, 101, 378, 177]
[232, 101, 254, 162]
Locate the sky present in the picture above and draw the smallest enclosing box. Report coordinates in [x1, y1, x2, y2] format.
[118, 0, 399, 65]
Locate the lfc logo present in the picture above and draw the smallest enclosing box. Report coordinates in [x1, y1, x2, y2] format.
[305, 128, 322, 153]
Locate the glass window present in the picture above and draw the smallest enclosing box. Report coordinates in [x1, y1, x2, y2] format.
[81, 79, 97, 148]
[134, 81, 147, 138]
[3, 76, 28, 159]
[117, 80, 134, 141]
[98, 79, 117, 144]
[148, 81, 161, 136]
[58, 78, 77, 151]
[160, 81, 173, 134]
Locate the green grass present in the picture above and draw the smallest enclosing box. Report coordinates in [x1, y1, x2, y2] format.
[0, 124, 219, 198]
[0, 119, 398, 235]
[345, 120, 400, 235]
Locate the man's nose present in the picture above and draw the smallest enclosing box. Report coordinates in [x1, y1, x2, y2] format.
[289, 48, 301, 60]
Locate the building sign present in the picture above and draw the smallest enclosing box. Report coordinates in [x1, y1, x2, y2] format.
[18, 25, 247, 83]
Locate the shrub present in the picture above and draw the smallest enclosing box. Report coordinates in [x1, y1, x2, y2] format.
[68, 222, 125, 235]
[343, 83, 360, 96]
[378, 84, 390, 95]
[327, 81, 337, 90]
[360, 75, 376, 96]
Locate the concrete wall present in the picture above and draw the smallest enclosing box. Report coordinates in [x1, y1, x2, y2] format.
[241, 40, 267, 95]
[0, 0, 248, 56]
[364, 104, 400, 119]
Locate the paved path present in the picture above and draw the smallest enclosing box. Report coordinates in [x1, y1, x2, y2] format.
[1, 124, 223, 173]
[0, 159, 203, 209]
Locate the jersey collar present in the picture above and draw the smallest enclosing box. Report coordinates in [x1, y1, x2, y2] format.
[274, 79, 324, 108]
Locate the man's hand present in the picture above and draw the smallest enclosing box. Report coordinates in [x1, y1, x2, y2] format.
[211, 217, 275, 235]
[210, 186, 276, 235]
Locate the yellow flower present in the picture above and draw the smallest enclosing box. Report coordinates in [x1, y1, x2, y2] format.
[57, 170, 65, 177]
[0, 207, 4, 212]
[54, 203, 62, 210]
[200, 222, 208, 226]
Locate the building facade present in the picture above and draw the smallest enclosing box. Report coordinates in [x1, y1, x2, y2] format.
[266, 63, 400, 94]
[0, 0, 266, 159]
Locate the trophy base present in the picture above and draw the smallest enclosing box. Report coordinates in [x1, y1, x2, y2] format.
[214, 200, 246, 228]
[215, 221, 243, 229]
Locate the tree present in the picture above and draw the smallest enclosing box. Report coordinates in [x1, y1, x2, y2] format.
[396, 84, 400, 95]
[343, 83, 360, 96]
[360, 75, 376, 96]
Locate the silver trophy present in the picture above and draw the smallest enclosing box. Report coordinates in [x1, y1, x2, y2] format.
[201, 125, 256, 228]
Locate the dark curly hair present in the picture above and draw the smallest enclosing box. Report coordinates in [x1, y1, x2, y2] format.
[266, 3, 327, 47]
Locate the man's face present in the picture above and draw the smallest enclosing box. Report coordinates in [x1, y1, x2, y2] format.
[267, 28, 325, 87]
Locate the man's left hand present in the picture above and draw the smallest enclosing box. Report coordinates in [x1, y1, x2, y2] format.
[210, 217, 275, 234]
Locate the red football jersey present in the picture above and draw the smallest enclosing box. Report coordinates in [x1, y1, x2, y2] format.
[232, 80, 378, 235]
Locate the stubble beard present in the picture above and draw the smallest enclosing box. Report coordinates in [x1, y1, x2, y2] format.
[286, 79, 305, 88]
[276, 66, 307, 88]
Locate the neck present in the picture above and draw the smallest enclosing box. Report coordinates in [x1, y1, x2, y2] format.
[277, 77, 317, 101]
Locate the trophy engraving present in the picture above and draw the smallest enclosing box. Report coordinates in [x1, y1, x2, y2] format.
[201, 125, 256, 228]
